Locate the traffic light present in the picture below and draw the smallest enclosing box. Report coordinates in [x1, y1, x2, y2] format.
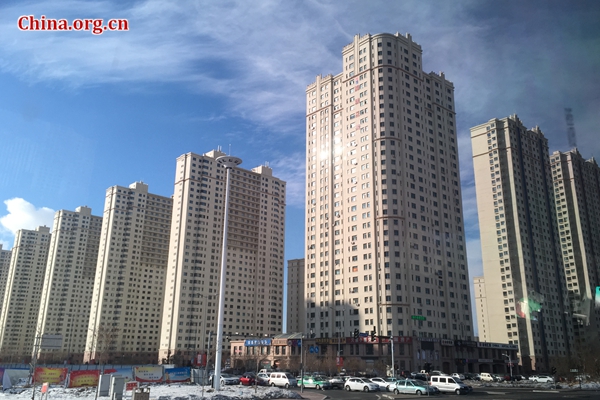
[551, 367, 557, 375]
[353, 328, 359, 339]
[371, 326, 377, 341]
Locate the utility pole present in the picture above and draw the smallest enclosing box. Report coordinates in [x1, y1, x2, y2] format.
[391, 336, 395, 379]
[213, 155, 241, 390]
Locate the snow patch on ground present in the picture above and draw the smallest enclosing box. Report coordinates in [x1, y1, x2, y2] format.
[0, 385, 303, 400]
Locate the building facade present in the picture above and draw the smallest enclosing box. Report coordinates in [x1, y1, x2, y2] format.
[471, 115, 572, 372]
[550, 149, 600, 343]
[36, 206, 102, 364]
[159, 150, 286, 366]
[286, 258, 305, 334]
[0, 244, 12, 326]
[84, 182, 172, 364]
[0, 226, 51, 361]
[229, 333, 518, 376]
[304, 32, 472, 371]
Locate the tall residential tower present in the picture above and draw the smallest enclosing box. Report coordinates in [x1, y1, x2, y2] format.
[0, 226, 51, 361]
[550, 149, 600, 343]
[0, 244, 12, 321]
[159, 150, 286, 365]
[471, 115, 572, 372]
[305, 33, 472, 348]
[36, 206, 102, 363]
[84, 182, 172, 364]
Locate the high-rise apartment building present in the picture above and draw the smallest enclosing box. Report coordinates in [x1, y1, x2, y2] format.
[471, 115, 572, 372]
[550, 149, 600, 342]
[0, 244, 12, 321]
[286, 258, 305, 334]
[305, 33, 471, 346]
[159, 150, 286, 365]
[84, 182, 172, 364]
[36, 206, 102, 363]
[0, 226, 51, 361]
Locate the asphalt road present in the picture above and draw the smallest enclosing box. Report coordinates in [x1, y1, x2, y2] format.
[291, 386, 600, 400]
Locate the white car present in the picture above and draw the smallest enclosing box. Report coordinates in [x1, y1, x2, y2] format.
[369, 377, 394, 391]
[210, 373, 239, 385]
[344, 377, 379, 392]
[530, 375, 554, 383]
[452, 373, 465, 380]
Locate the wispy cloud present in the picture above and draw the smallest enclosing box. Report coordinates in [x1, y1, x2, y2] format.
[0, 198, 55, 248]
[0, 0, 344, 132]
[268, 152, 305, 208]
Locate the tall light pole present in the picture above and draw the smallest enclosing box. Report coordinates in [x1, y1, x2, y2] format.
[300, 333, 304, 393]
[213, 155, 242, 391]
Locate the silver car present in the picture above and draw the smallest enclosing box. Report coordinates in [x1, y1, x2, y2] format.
[344, 377, 379, 392]
[393, 379, 437, 395]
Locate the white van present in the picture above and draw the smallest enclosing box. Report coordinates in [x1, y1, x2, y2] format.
[268, 372, 297, 388]
[429, 375, 470, 394]
[479, 372, 494, 382]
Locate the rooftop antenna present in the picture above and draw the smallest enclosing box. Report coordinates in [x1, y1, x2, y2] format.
[229, 144, 231, 156]
[565, 108, 577, 149]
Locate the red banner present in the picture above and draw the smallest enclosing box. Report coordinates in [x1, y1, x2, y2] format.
[68, 370, 100, 387]
[33, 367, 68, 384]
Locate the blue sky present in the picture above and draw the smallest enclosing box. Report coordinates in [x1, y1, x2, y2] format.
[1, 0, 599, 318]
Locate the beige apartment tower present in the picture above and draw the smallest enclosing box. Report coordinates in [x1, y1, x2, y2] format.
[471, 115, 572, 372]
[0, 226, 51, 361]
[84, 182, 172, 364]
[286, 258, 305, 334]
[550, 149, 600, 343]
[36, 206, 102, 363]
[305, 33, 472, 346]
[159, 150, 286, 366]
[0, 245, 12, 323]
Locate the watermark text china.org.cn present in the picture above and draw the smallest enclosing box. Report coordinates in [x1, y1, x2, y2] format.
[18, 15, 128, 35]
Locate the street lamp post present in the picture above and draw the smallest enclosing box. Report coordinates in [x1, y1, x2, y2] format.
[300, 333, 304, 393]
[213, 155, 241, 391]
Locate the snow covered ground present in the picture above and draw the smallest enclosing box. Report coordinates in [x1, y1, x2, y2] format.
[468, 380, 600, 390]
[0, 384, 303, 400]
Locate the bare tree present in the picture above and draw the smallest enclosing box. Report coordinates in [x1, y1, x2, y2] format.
[342, 357, 366, 376]
[89, 324, 120, 365]
[320, 352, 338, 376]
[374, 356, 391, 377]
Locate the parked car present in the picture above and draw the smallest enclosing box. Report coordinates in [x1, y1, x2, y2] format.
[479, 372, 494, 382]
[210, 373, 240, 385]
[412, 372, 429, 381]
[299, 375, 331, 390]
[463, 373, 478, 381]
[328, 376, 346, 389]
[239, 372, 256, 386]
[369, 377, 395, 391]
[493, 374, 505, 382]
[530, 375, 554, 383]
[269, 372, 297, 388]
[452, 373, 465, 380]
[393, 379, 437, 395]
[256, 373, 270, 386]
[429, 375, 471, 395]
[344, 377, 379, 392]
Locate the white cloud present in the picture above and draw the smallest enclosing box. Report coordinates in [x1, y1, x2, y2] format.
[268, 152, 305, 208]
[0, 198, 55, 247]
[0, 0, 343, 133]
